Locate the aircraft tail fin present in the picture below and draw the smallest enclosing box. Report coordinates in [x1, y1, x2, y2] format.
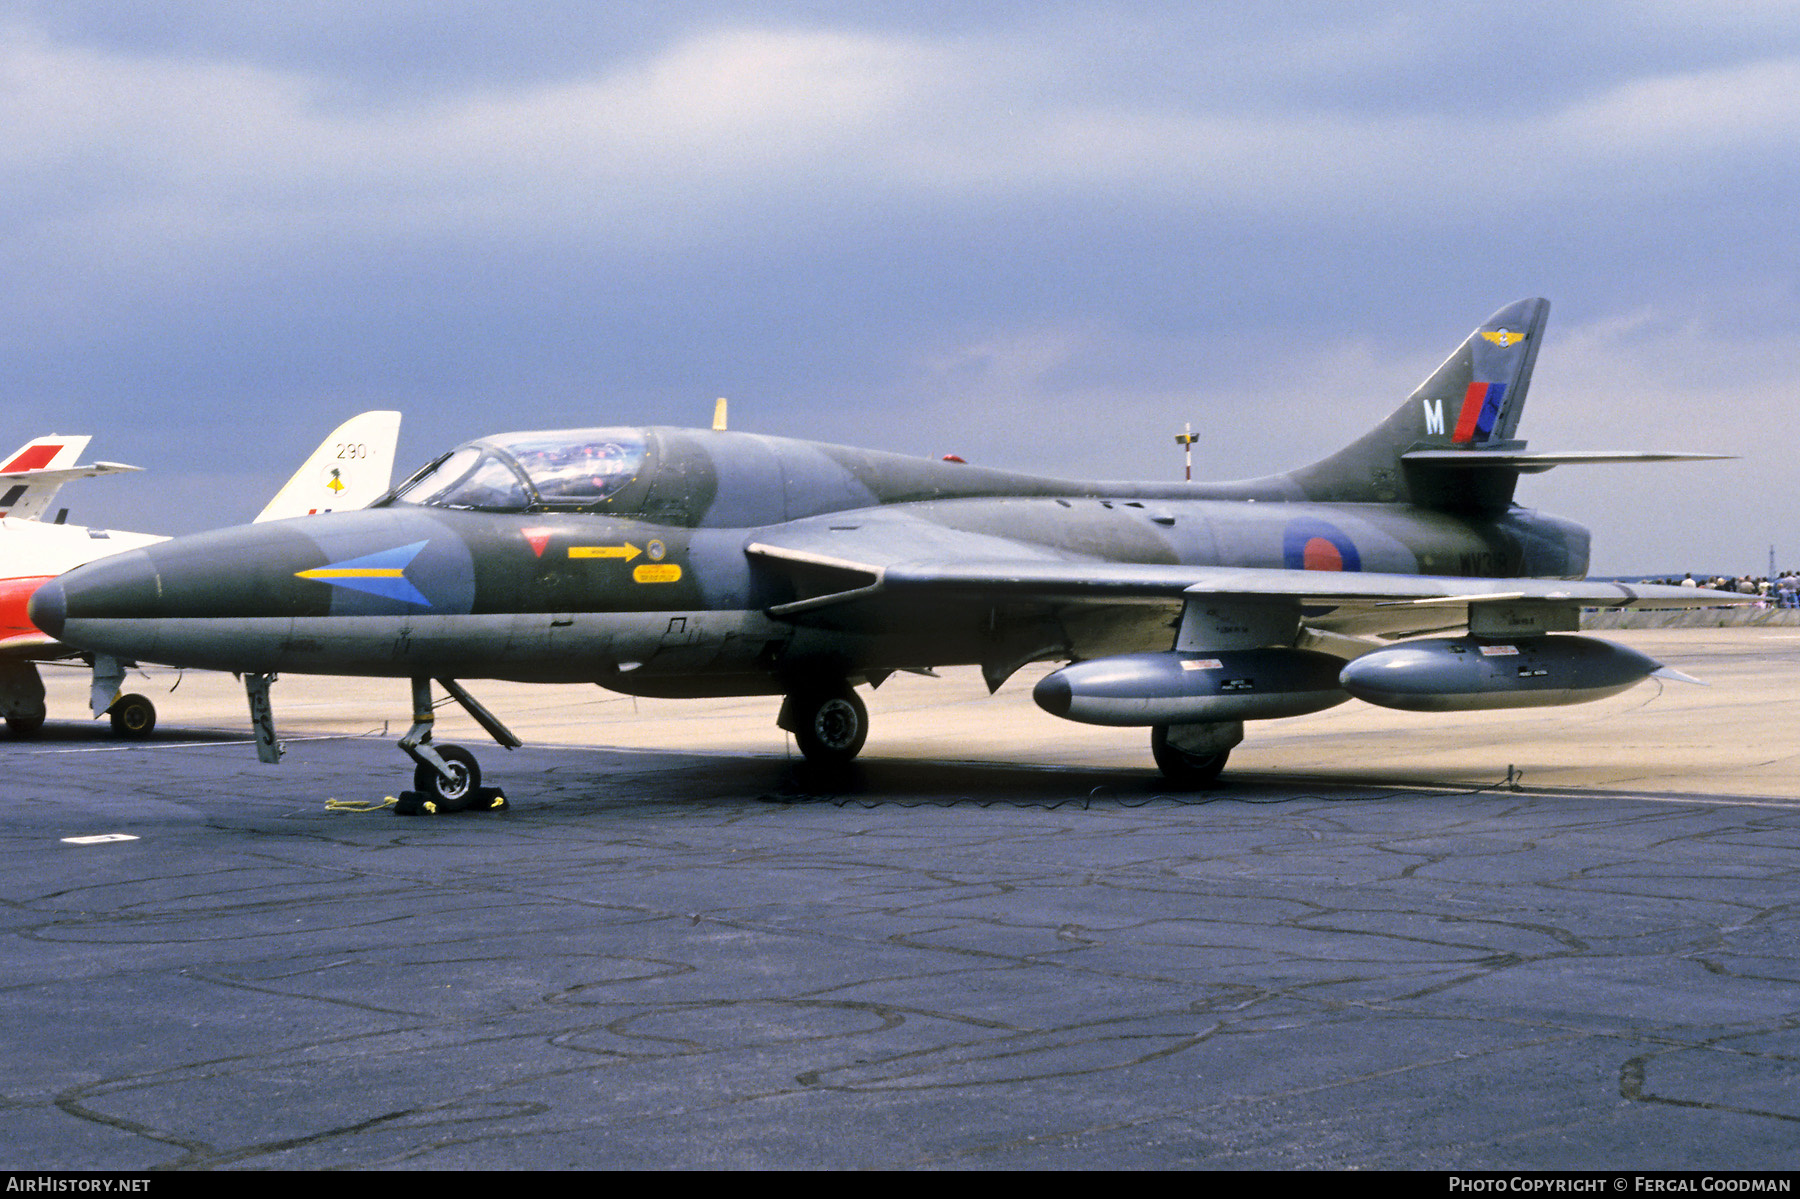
[0, 435, 143, 521]
[1284, 298, 1551, 512]
[254, 411, 402, 523]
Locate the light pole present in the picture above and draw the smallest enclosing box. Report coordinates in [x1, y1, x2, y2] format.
[1174, 423, 1198, 482]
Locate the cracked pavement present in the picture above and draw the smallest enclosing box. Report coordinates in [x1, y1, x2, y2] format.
[3, 628, 1797, 1168]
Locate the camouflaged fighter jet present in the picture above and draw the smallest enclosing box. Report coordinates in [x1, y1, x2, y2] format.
[30, 298, 1744, 802]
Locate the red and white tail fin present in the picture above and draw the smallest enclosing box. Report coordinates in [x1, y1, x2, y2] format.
[0, 435, 143, 521]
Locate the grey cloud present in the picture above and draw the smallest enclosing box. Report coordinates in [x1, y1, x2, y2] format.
[1, 3, 1792, 574]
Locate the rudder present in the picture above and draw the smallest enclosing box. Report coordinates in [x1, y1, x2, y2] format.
[1415, 297, 1548, 450]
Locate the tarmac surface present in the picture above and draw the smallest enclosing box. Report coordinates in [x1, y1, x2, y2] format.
[4, 627, 1799, 1170]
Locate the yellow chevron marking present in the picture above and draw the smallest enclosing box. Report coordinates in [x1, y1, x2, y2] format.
[296, 567, 406, 580]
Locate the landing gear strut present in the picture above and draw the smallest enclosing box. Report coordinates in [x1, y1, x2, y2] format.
[89, 656, 156, 739]
[398, 677, 518, 806]
[779, 685, 869, 765]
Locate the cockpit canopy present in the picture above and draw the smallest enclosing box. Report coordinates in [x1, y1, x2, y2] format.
[385, 429, 647, 513]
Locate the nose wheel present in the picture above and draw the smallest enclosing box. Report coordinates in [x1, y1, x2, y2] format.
[412, 743, 481, 804]
[397, 678, 517, 810]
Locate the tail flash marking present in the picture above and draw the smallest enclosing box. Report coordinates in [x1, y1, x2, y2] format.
[1452, 381, 1507, 444]
[1, 445, 61, 473]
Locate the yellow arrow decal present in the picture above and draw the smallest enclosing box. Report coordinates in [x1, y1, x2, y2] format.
[569, 543, 641, 561]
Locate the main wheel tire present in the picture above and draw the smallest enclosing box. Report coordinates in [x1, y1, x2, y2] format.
[1151, 725, 1230, 789]
[413, 744, 481, 806]
[5, 714, 45, 737]
[107, 694, 157, 739]
[791, 688, 869, 765]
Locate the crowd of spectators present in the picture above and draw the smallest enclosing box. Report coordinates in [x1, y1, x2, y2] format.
[1639, 572, 1800, 607]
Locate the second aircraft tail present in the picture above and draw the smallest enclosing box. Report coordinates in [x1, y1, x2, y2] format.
[254, 411, 403, 522]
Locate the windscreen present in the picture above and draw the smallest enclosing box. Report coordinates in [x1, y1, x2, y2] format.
[497, 430, 646, 504]
[387, 429, 646, 512]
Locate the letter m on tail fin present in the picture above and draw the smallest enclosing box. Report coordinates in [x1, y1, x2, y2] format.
[1422, 398, 1446, 437]
[1284, 298, 1552, 511]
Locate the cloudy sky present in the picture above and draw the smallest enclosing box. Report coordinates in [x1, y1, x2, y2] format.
[4, 1, 1794, 574]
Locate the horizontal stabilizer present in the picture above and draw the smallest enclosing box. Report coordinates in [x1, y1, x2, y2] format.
[1, 462, 144, 485]
[1402, 449, 1730, 475]
[0, 434, 144, 521]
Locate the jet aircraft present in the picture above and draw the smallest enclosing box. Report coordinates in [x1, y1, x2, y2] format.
[32, 299, 1746, 799]
[3, 412, 400, 735]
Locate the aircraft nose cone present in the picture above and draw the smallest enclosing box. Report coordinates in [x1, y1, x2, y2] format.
[51, 548, 163, 622]
[27, 577, 64, 639]
[30, 547, 167, 664]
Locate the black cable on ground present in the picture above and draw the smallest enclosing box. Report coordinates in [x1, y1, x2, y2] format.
[755, 769, 1531, 810]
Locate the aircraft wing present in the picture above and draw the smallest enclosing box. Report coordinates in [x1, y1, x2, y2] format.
[746, 518, 1754, 645]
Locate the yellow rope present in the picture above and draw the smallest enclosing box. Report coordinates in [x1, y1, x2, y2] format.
[324, 796, 399, 812]
[324, 791, 508, 814]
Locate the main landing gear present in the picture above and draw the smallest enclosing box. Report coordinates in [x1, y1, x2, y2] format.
[772, 684, 1237, 789]
[1150, 720, 1243, 789]
[779, 684, 869, 766]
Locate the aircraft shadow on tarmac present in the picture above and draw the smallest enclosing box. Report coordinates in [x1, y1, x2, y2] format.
[522, 748, 1501, 813]
[2, 719, 269, 746]
[3, 715, 1562, 811]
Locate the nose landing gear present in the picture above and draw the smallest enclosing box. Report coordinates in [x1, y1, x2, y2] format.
[88, 655, 157, 739]
[238, 672, 516, 809]
[398, 677, 518, 809]
[106, 693, 157, 738]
